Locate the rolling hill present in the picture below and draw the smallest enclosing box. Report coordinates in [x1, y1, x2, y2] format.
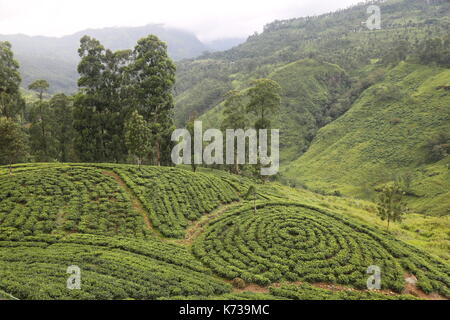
[175, 0, 450, 126]
[283, 62, 450, 216]
[0, 163, 449, 300]
[176, 0, 450, 215]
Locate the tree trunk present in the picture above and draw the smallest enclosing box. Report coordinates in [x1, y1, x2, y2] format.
[39, 103, 48, 159]
[156, 141, 161, 166]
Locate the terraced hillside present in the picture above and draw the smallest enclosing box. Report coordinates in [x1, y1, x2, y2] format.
[0, 163, 449, 300]
[194, 202, 450, 295]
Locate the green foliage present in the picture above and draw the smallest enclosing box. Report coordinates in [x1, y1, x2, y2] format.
[0, 117, 28, 168]
[0, 41, 24, 120]
[74, 36, 130, 163]
[28, 80, 49, 101]
[193, 202, 450, 296]
[74, 35, 176, 165]
[269, 283, 418, 300]
[0, 163, 448, 299]
[377, 183, 408, 230]
[130, 35, 176, 166]
[201, 59, 351, 164]
[426, 132, 450, 162]
[125, 111, 152, 165]
[221, 90, 248, 130]
[112, 166, 240, 238]
[163, 283, 419, 300]
[416, 36, 450, 68]
[283, 63, 450, 216]
[0, 233, 230, 300]
[246, 79, 281, 128]
[0, 166, 146, 237]
[50, 94, 76, 162]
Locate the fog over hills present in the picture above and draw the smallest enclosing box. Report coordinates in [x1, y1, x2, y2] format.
[0, 24, 245, 93]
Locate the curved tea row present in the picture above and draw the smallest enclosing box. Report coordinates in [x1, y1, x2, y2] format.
[112, 166, 240, 238]
[0, 166, 146, 237]
[0, 233, 230, 299]
[193, 203, 450, 296]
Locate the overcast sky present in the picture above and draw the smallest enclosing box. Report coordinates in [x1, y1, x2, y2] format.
[0, 0, 363, 41]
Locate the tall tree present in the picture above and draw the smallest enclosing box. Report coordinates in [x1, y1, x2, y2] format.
[28, 80, 54, 161]
[0, 117, 28, 174]
[73, 36, 107, 162]
[28, 80, 49, 101]
[51, 94, 75, 162]
[100, 49, 131, 162]
[0, 41, 24, 120]
[186, 117, 197, 172]
[74, 37, 130, 162]
[221, 90, 248, 130]
[246, 79, 281, 129]
[124, 110, 152, 166]
[376, 183, 408, 230]
[221, 90, 249, 174]
[129, 35, 176, 166]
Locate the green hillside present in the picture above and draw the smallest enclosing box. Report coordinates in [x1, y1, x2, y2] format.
[175, 0, 450, 126]
[200, 59, 350, 163]
[283, 62, 450, 216]
[175, 0, 450, 218]
[0, 163, 449, 299]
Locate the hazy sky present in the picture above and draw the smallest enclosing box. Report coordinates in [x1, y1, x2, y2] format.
[0, 0, 363, 41]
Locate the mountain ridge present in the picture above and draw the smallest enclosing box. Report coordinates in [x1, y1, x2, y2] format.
[0, 24, 245, 93]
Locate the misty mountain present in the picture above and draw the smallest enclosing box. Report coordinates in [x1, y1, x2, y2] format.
[0, 24, 210, 93]
[204, 37, 246, 52]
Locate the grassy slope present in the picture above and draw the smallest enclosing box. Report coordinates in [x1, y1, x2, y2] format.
[283, 62, 450, 216]
[200, 59, 349, 163]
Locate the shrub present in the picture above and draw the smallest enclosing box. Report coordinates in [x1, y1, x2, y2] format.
[232, 278, 246, 289]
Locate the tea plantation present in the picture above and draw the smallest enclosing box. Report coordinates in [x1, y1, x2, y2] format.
[112, 165, 241, 238]
[0, 163, 449, 300]
[193, 203, 450, 296]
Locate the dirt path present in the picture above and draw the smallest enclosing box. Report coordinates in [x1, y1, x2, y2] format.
[102, 170, 241, 244]
[402, 273, 447, 300]
[231, 278, 448, 300]
[102, 170, 155, 233]
[174, 201, 242, 246]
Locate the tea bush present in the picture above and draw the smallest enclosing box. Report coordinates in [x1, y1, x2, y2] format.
[193, 202, 450, 296]
[0, 233, 231, 300]
[112, 166, 240, 238]
[0, 166, 147, 237]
